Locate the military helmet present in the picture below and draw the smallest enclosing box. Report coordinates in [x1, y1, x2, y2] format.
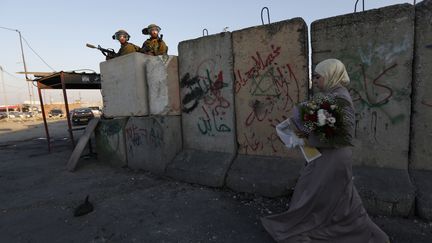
[142, 24, 161, 35]
[112, 29, 130, 41]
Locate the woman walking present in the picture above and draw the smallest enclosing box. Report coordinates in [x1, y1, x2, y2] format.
[261, 59, 389, 243]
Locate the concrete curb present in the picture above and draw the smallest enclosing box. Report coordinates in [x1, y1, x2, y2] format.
[412, 170, 432, 221]
[353, 166, 416, 217]
[166, 149, 235, 187]
[226, 154, 303, 197]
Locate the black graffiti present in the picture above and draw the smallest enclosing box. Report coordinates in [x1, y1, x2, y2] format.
[180, 71, 227, 114]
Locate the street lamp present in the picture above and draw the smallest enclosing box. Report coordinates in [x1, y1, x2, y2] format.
[0, 66, 10, 119]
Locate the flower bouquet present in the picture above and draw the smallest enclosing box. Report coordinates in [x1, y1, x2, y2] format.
[298, 95, 352, 146]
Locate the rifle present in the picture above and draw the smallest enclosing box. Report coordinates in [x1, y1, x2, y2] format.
[86, 43, 116, 58]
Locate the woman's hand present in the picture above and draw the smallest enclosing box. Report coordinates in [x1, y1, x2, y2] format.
[289, 118, 308, 138]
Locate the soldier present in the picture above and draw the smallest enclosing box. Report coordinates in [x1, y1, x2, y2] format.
[140, 24, 168, 56]
[107, 29, 140, 60]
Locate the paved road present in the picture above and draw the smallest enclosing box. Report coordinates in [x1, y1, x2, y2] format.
[0, 121, 431, 242]
[0, 119, 71, 145]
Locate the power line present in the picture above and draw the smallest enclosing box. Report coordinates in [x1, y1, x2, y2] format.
[1, 26, 56, 72]
[1, 69, 26, 89]
[0, 26, 17, 32]
[21, 35, 56, 72]
[2, 69, 25, 80]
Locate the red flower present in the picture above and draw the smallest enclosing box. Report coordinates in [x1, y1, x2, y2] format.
[321, 102, 331, 110]
[306, 114, 317, 122]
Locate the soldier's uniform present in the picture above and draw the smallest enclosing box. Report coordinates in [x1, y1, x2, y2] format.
[117, 43, 140, 56]
[141, 38, 168, 56]
[107, 30, 140, 60]
[140, 24, 168, 56]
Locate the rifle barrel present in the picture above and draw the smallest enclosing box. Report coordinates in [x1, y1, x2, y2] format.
[86, 43, 96, 49]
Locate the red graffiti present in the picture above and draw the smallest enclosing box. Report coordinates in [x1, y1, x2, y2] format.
[235, 45, 284, 94]
[245, 45, 282, 78]
[235, 45, 303, 155]
[245, 97, 275, 127]
[266, 132, 280, 153]
[203, 71, 231, 115]
[240, 132, 263, 153]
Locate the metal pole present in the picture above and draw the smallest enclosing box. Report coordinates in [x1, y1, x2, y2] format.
[17, 30, 34, 111]
[37, 84, 51, 152]
[0, 66, 10, 119]
[61, 72, 75, 147]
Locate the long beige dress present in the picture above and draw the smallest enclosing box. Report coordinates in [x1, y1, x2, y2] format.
[261, 86, 389, 243]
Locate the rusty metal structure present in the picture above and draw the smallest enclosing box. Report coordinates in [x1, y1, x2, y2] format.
[35, 71, 101, 151]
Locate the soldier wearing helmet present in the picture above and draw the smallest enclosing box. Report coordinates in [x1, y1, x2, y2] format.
[140, 24, 168, 56]
[107, 29, 140, 60]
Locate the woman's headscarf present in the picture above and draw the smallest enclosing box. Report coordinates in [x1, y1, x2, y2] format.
[314, 59, 350, 90]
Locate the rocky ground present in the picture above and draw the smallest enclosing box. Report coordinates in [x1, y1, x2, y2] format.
[0, 120, 431, 242]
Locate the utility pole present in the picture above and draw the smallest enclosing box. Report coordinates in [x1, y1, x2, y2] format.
[1, 27, 35, 113]
[17, 30, 35, 111]
[0, 66, 10, 119]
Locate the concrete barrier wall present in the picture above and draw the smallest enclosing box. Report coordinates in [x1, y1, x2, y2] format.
[311, 4, 414, 169]
[412, 0, 432, 171]
[232, 18, 309, 157]
[100, 53, 149, 117]
[100, 53, 180, 117]
[95, 118, 128, 167]
[125, 116, 182, 174]
[146, 56, 181, 115]
[178, 33, 236, 153]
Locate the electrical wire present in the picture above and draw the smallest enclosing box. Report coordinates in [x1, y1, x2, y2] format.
[3, 69, 25, 81]
[0, 26, 17, 32]
[1, 26, 56, 72]
[21, 35, 56, 72]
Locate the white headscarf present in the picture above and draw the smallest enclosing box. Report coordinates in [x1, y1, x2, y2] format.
[314, 59, 350, 90]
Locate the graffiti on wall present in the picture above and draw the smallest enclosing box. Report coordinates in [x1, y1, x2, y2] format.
[125, 119, 164, 157]
[235, 44, 304, 155]
[99, 122, 123, 152]
[181, 57, 232, 137]
[338, 38, 412, 141]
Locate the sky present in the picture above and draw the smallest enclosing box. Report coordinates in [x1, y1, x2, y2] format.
[0, 0, 418, 105]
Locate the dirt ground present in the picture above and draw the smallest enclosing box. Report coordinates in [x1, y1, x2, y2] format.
[0, 118, 70, 145]
[0, 120, 431, 242]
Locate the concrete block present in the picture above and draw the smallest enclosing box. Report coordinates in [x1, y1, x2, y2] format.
[412, 170, 432, 221]
[311, 4, 414, 169]
[95, 118, 128, 167]
[178, 33, 236, 153]
[353, 166, 415, 217]
[166, 149, 235, 187]
[232, 18, 309, 157]
[125, 116, 182, 175]
[411, 0, 432, 170]
[146, 55, 181, 115]
[100, 53, 149, 117]
[226, 154, 303, 197]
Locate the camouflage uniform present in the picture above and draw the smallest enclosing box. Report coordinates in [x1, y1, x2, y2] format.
[106, 29, 140, 60]
[141, 38, 168, 56]
[140, 24, 168, 56]
[118, 43, 140, 56]
[106, 42, 140, 60]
